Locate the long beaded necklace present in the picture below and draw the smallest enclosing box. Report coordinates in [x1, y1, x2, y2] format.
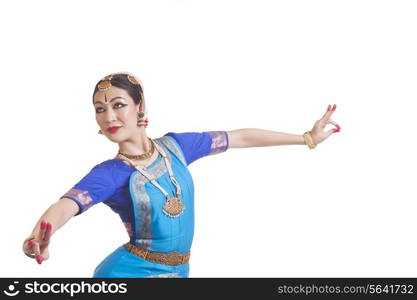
[116, 139, 185, 218]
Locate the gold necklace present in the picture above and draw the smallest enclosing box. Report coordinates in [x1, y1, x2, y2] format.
[118, 137, 154, 160]
[117, 140, 185, 218]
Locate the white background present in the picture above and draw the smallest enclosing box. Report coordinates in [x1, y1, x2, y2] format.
[1, 0, 416, 277]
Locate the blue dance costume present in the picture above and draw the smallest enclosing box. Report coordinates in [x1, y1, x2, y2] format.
[60, 131, 229, 278]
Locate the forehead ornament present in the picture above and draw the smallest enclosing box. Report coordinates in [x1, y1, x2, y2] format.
[97, 72, 141, 92]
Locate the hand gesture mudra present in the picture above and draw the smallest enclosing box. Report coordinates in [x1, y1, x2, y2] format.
[310, 104, 341, 145]
[22, 220, 52, 264]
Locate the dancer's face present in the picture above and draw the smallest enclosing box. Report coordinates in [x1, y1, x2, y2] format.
[93, 86, 142, 143]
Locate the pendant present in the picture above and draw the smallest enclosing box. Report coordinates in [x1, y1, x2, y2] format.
[163, 197, 185, 218]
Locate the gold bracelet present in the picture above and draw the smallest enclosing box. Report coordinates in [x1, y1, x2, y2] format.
[303, 131, 316, 149]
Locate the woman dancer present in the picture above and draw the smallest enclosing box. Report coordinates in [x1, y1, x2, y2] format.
[22, 72, 341, 277]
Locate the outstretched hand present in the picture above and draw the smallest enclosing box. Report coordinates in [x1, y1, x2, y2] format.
[310, 104, 341, 145]
[22, 220, 52, 264]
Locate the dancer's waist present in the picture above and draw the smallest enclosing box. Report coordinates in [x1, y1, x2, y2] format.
[124, 242, 190, 266]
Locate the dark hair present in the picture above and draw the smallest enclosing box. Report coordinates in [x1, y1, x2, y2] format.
[92, 73, 144, 105]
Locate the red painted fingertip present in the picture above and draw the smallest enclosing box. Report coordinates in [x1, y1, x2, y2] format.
[327, 104, 331, 111]
[332, 104, 337, 111]
[46, 223, 52, 230]
[41, 221, 46, 230]
[37, 255, 43, 264]
[28, 240, 33, 246]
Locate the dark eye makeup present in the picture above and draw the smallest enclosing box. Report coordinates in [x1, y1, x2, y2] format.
[95, 103, 127, 113]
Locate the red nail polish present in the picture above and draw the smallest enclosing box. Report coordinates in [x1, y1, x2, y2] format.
[28, 240, 33, 246]
[47, 223, 52, 230]
[332, 104, 337, 111]
[41, 221, 46, 230]
[36, 255, 43, 264]
[327, 105, 331, 111]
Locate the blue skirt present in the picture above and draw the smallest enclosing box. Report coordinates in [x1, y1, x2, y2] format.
[92, 245, 190, 278]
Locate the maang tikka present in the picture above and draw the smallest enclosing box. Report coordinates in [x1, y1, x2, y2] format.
[97, 72, 148, 134]
[97, 72, 141, 92]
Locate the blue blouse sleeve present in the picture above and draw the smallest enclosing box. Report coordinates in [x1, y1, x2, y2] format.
[59, 161, 117, 216]
[163, 131, 229, 165]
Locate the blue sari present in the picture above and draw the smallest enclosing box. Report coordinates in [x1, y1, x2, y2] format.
[60, 131, 229, 278]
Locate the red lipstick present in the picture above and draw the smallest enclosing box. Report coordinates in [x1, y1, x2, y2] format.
[107, 126, 122, 133]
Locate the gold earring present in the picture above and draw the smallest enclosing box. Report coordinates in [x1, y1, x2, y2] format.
[137, 111, 148, 128]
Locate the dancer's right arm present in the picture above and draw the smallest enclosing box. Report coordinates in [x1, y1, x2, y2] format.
[22, 197, 80, 264]
[23, 161, 119, 264]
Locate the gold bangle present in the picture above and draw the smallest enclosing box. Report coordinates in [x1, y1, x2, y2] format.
[303, 131, 316, 149]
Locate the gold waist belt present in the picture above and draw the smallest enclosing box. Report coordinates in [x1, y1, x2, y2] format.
[124, 242, 190, 266]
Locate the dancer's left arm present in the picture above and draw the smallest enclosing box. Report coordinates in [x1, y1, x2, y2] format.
[226, 104, 341, 148]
